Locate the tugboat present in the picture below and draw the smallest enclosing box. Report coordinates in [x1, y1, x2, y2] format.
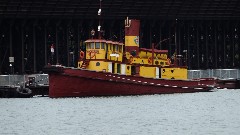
[44, 1, 216, 98]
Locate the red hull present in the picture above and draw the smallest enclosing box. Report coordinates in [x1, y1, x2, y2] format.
[45, 66, 216, 98]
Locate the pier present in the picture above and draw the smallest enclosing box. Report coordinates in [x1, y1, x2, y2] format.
[0, 74, 49, 98]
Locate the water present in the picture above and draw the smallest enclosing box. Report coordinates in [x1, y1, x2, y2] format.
[1, 89, 240, 135]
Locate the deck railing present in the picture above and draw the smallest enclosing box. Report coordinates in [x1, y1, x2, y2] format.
[0, 74, 49, 87]
[188, 69, 240, 79]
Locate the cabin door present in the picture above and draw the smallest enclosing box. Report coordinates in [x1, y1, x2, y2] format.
[131, 66, 136, 75]
[112, 63, 115, 73]
[117, 64, 121, 74]
[159, 68, 161, 78]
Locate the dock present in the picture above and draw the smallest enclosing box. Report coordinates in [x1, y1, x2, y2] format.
[0, 86, 18, 98]
[0, 74, 49, 98]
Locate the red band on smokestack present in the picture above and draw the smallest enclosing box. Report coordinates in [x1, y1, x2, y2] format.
[125, 20, 140, 36]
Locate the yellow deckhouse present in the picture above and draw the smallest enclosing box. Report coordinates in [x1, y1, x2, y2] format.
[78, 38, 187, 80]
[78, 19, 187, 80]
[78, 39, 125, 74]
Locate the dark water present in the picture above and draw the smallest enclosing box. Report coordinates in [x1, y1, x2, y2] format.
[0, 89, 240, 135]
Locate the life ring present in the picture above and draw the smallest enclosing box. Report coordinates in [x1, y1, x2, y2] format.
[129, 55, 133, 64]
[167, 58, 171, 65]
[148, 57, 152, 64]
[15, 86, 32, 98]
[79, 51, 85, 59]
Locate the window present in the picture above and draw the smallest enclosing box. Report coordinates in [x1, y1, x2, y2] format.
[113, 45, 115, 51]
[96, 42, 100, 49]
[115, 45, 118, 52]
[119, 45, 122, 52]
[86, 43, 90, 49]
[90, 43, 94, 49]
[101, 43, 105, 50]
[110, 44, 112, 50]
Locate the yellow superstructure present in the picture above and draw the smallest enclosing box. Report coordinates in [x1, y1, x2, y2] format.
[77, 19, 188, 81]
[77, 38, 188, 80]
[106, 41, 124, 62]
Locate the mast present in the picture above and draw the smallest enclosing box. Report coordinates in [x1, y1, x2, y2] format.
[98, 0, 102, 39]
[174, 18, 178, 66]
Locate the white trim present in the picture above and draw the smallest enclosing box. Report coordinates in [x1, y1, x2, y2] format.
[121, 64, 126, 75]
[156, 67, 159, 78]
[108, 62, 112, 73]
[110, 54, 120, 57]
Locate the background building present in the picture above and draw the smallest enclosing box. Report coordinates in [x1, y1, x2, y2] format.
[0, 0, 239, 74]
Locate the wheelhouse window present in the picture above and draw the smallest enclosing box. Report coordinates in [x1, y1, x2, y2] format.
[107, 44, 110, 51]
[119, 45, 122, 52]
[90, 43, 94, 49]
[101, 43, 105, 50]
[96, 42, 100, 49]
[108, 43, 112, 51]
[115, 45, 119, 52]
[86, 43, 90, 49]
[113, 44, 115, 51]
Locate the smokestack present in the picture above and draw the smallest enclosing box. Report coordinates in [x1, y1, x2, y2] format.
[125, 18, 140, 56]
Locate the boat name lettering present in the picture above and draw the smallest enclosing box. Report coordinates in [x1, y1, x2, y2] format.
[87, 50, 99, 54]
